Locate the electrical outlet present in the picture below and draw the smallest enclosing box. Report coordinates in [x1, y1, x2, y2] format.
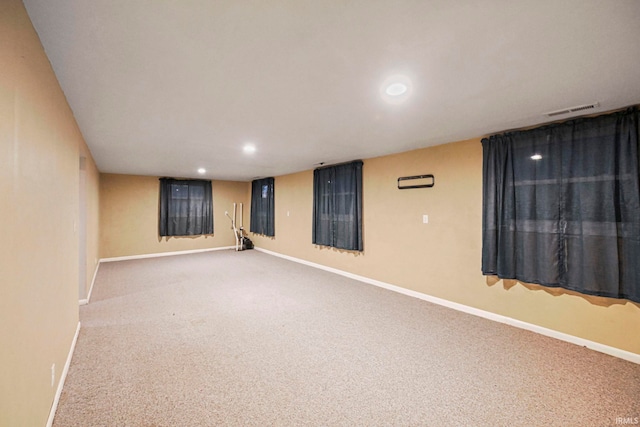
[422, 214, 429, 224]
[287, 211, 290, 217]
[51, 364, 55, 387]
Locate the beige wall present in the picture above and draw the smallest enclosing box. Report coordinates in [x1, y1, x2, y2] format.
[249, 138, 640, 355]
[100, 174, 248, 258]
[0, 0, 99, 424]
[79, 140, 100, 299]
[1, 2, 634, 425]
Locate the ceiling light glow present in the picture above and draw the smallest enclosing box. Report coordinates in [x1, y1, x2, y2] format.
[385, 83, 408, 96]
[197, 168, 206, 174]
[531, 154, 542, 160]
[243, 144, 256, 154]
[380, 74, 413, 104]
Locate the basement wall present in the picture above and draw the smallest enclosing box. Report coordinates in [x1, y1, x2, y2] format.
[0, 0, 100, 425]
[99, 174, 248, 259]
[248, 138, 640, 356]
[79, 140, 101, 299]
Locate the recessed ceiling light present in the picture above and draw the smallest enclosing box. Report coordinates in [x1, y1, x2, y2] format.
[531, 154, 542, 160]
[380, 74, 412, 104]
[197, 168, 206, 174]
[385, 83, 408, 96]
[243, 144, 256, 154]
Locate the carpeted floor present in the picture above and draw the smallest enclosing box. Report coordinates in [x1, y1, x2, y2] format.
[53, 250, 640, 426]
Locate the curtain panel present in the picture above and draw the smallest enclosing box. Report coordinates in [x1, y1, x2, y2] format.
[312, 160, 363, 251]
[159, 178, 213, 237]
[481, 107, 639, 303]
[250, 177, 275, 236]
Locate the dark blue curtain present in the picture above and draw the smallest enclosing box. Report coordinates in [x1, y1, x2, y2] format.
[250, 177, 275, 236]
[482, 107, 639, 303]
[312, 160, 363, 251]
[159, 178, 213, 236]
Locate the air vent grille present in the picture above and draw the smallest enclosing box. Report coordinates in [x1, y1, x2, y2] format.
[545, 102, 599, 117]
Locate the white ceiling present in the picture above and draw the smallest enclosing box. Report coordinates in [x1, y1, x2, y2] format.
[23, 0, 640, 181]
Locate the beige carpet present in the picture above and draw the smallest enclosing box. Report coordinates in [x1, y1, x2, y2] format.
[53, 250, 640, 426]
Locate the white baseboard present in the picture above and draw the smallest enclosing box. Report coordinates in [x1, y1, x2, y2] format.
[46, 321, 81, 427]
[100, 246, 236, 263]
[85, 261, 100, 304]
[79, 261, 101, 305]
[255, 247, 640, 365]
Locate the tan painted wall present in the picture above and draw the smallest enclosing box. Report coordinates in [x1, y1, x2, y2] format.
[249, 138, 640, 355]
[100, 174, 248, 258]
[79, 140, 100, 298]
[1, 3, 633, 426]
[0, 1, 98, 424]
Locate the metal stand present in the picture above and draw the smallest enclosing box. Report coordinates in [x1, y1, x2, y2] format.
[225, 202, 246, 251]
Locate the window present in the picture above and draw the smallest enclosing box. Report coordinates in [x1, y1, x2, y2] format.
[159, 178, 213, 236]
[312, 160, 363, 251]
[481, 107, 639, 303]
[250, 177, 274, 236]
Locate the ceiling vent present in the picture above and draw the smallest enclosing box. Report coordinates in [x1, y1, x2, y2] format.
[544, 102, 600, 118]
